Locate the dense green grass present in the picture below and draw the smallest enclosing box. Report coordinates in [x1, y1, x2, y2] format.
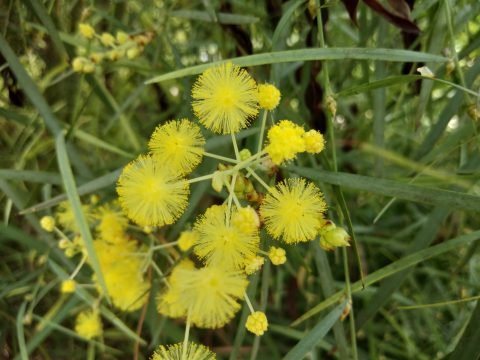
[1, 0, 480, 359]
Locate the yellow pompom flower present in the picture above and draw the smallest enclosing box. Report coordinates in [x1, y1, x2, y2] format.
[268, 246, 286, 265]
[303, 130, 325, 154]
[56, 201, 93, 233]
[100, 32, 115, 47]
[265, 120, 306, 165]
[174, 265, 248, 328]
[177, 230, 198, 252]
[74, 309, 102, 339]
[117, 155, 190, 227]
[192, 62, 259, 134]
[94, 202, 128, 242]
[258, 83, 281, 110]
[149, 119, 205, 175]
[244, 256, 265, 275]
[60, 279, 76, 293]
[231, 206, 260, 234]
[151, 342, 216, 360]
[40, 216, 55, 232]
[193, 205, 260, 270]
[260, 178, 327, 243]
[246, 311, 268, 336]
[78, 23, 95, 39]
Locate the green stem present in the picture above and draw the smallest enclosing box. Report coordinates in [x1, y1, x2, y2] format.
[204, 151, 238, 164]
[231, 132, 241, 160]
[69, 255, 87, 279]
[182, 307, 192, 360]
[244, 292, 255, 314]
[226, 173, 238, 226]
[257, 109, 268, 153]
[246, 167, 271, 192]
[151, 241, 178, 251]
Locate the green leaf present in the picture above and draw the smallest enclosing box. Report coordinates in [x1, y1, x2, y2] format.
[446, 300, 480, 360]
[0, 169, 62, 185]
[170, 10, 259, 24]
[145, 48, 447, 84]
[16, 302, 28, 360]
[283, 301, 347, 360]
[55, 133, 108, 301]
[291, 229, 480, 326]
[290, 166, 480, 212]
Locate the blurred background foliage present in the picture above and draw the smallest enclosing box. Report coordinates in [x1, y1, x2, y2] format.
[1, 0, 480, 359]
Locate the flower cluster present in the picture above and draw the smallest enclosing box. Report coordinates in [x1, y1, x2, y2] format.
[72, 22, 153, 73]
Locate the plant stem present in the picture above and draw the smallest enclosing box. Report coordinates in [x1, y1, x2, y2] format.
[244, 292, 255, 314]
[231, 132, 241, 160]
[182, 307, 192, 360]
[257, 109, 268, 153]
[246, 167, 271, 192]
[204, 151, 238, 164]
[69, 255, 87, 279]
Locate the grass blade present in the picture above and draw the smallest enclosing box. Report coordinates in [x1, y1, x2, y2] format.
[445, 301, 480, 360]
[0, 169, 61, 185]
[284, 301, 347, 360]
[55, 133, 108, 301]
[16, 302, 28, 360]
[291, 229, 480, 326]
[145, 48, 447, 84]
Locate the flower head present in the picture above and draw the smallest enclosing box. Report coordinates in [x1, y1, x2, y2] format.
[244, 256, 265, 275]
[56, 201, 93, 233]
[319, 221, 351, 251]
[100, 32, 115, 47]
[151, 342, 216, 360]
[193, 205, 260, 270]
[149, 119, 205, 175]
[78, 23, 95, 39]
[246, 311, 268, 336]
[177, 230, 198, 252]
[60, 279, 76, 293]
[173, 265, 248, 328]
[258, 83, 281, 110]
[40, 216, 55, 232]
[192, 62, 258, 134]
[117, 155, 190, 227]
[260, 178, 327, 243]
[75, 309, 102, 339]
[303, 130, 325, 154]
[265, 120, 306, 165]
[268, 246, 286, 265]
[94, 201, 128, 242]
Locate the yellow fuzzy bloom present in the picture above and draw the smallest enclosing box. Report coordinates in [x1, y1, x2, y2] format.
[177, 230, 198, 252]
[116, 31, 129, 44]
[174, 265, 248, 328]
[303, 130, 325, 154]
[260, 178, 327, 243]
[94, 202, 128, 242]
[100, 32, 115, 47]
[75, 310, 102, 339]
[244, 256, 264, 275]
[192, 62, 258, 134]
[231, 206, 260, 234]
[151, 342, 216, 360]
[94, 237, 150, 311]
[265, 120, 306, 165]
[258, 83, 281, 110]
[268, 246, 286, 265]
[78, 23, 95, 39]
[56, 201, 93, 233]
[60, 279, 76, 293]
[117, 155, 190, 227]
[149, 119, 205, 175]
[246, 311, 268, 336]
[40, 216, 55, 232]
[193, 205, 260, 270]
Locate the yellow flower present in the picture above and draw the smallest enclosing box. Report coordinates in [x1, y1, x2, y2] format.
[78, 23, 95, 39]
[116, 31, 129, 44]
[40, 216, 55, 232]
[151, 342, 216, 360]
[319, 221, 351, 251]
[94, 237, 150, 311]
[268, 246, 286, 265]
[258, 83, 281, 110]
[94, 201, 128, 242]
[177, 230, 198, 252]
[174, 265, 248, 328]
[100, 32, 115, 47]
[231, 206, 260, 234]
[246, 311, 268, 336]
[193, 205, 260, 270]
[260, 178, 327, 243]
[75, 309, 102, 339]
[265, 120, 306, 165]
[149, 119, 205, 175]
[56, 201, 93, 233]
[117, 155, 190, 227]
[244, 256, 264, 275]
[60, 279, 76, 293]
[303, 130, 325, 154]
[192, 62, 258, 134]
